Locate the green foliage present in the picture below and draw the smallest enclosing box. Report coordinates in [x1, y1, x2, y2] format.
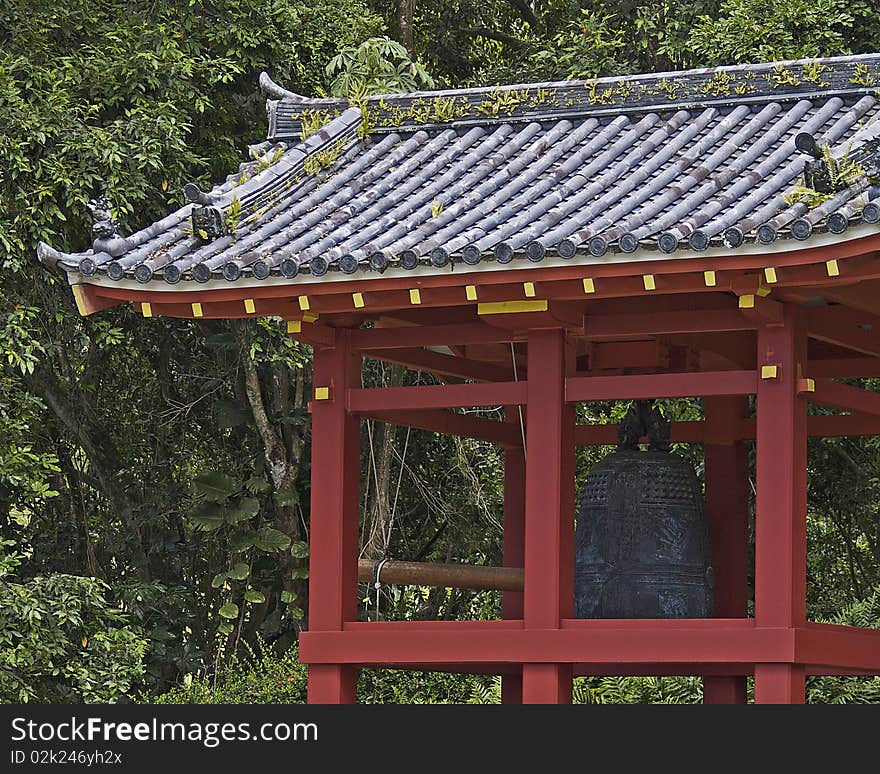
[689, 0, 857, 65]
[783, 185, 834, 208]
[303, 139, 347, 176]
[0, 541, 148, 702]
[326, 36, 434, 98]
[299, 109, 334, 140]
[527, 10, 629, 81]
[149, 639, 308, 704]
[224, 196, 243, 232]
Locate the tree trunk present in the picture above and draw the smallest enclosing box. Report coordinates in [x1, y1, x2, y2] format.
[236, 322, 309, 621]
[398, 0, 416, 57]
[26, 365, 151, 580]
[362, 364, 406, 560]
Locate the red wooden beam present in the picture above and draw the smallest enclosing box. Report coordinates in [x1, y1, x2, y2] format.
[307, 329, 361, 704]
[348, 380, 527, 412]
[584, 308, 753, 339]
[565, 370, 757, 403]
[298, 618, 796, 666]
[71, 283, 124, 316]
[522, 329, 575, 703]
[754, 307, 808, 704]
[820, 280, 880, 316]
[286, 319, 336, 348]
[573, 413, 880, 445]
[357, 408, 521, 447]
[807, 305, 880, 359]
[703, 396, 750, 704]
[502, 410, 526, 704]
[809, 378, 880, 417]
[738, 293, 784, 326]
[77, 234, 880, 325]
[362, 347, 514, 382]
[587, 340, 672, 371]
[796, 623, 880, 673]
[351, 322, 524, 350]
[809, 357, 880, 378]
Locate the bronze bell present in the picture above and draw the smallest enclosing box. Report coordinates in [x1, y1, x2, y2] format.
[574, 400, 713, 618]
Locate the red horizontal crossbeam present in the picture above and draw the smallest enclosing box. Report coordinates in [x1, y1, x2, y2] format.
[566, 370, 757, 403]
[299, 618, 795, 666]
[348, 381, 528, 412]
[362, 347, 514, 382]
[584, 308, 754, 340]
[809, 357, 880, 378]
[573, 414, 880, 445]
[809, 378, 880, 417]
[797, 623, 880, 672]
[807, 306, 880, 359]
[300, 619, 880, 674]
[351, 323, 524, 350]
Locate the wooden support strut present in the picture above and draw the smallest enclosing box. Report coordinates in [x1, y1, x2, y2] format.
[522, 329, 575, 703]
[357, 559, 523, 592]
[754, 304, 808, 703]
[306, 330, 361, 704]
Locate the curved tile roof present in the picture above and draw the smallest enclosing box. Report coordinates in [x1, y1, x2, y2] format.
[39, 54, 880, 287]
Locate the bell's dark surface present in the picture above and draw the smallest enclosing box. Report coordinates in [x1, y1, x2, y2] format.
[574, 401, 714, 618]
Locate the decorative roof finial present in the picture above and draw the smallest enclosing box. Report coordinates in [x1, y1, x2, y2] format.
[87, 193, 130, 257]
[87, 194, 119, 240]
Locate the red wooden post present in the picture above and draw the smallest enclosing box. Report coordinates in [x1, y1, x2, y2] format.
[522, 329, 575, 703]
[703, 396, 750, 704]
[754, 305, 808, 703]
[502, 409, 525, 704]
[307, 330, 362, 704]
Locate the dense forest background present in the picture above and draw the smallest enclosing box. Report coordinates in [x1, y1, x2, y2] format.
[4, 0, 880, 704]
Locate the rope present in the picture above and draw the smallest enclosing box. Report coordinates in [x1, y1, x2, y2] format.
[372, 558, 389, 622]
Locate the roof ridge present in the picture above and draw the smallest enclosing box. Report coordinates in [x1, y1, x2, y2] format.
[265, 53, 880, 141]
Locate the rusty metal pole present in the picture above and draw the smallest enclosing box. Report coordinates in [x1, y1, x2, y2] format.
[358, 559, 523, 592]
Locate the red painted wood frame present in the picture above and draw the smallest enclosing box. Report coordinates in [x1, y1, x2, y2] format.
[754, 306, 809, 703]
[306, 329, 361, 703]
[299, 303, 880, 704]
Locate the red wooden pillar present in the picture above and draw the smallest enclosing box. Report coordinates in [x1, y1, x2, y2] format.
[754, 305, 808, 703]
[703, 396, 750, 704]
[522, 329, 575, 703]
[502, 409, 525, 704]
[307, 330, 362, 704]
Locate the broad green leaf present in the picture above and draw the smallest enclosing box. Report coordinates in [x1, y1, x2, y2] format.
[280, 590, 297, 604]
[244, 590, 266, 604]
[192, 471, 239, 502]
[211, 572, 227, 589]
[252, 527, 291, 552]
[226, 497, 259, 525]
[291, 567, 309, 580]
[245, 475, 270, 494]
[217, 622, 234, 635]
[188, 502, 227, 531]
[218, 602, 239, 619]
[227, 562, 249, 580]
[228, 531, 256, 553]
[289, 540, 309, 558]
